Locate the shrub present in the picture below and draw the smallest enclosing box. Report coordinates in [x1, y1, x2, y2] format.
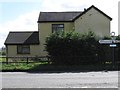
[116, 35, 120, 62]
[45, 31, 102, 65]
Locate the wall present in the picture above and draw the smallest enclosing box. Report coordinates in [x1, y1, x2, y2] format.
[38, 22, 74, 56]
[74, 8, 111, 38]
[7, 45, 41, 57]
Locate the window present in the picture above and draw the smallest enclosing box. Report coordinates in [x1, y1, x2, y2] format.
[52, 24, 64, 33]
[17, 45, 30, 54]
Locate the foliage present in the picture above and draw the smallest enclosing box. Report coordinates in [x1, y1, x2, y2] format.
[116, 35, 120, 62]
[116, 35, 120, 40]
[103, 36, 111, 40]
[1, 63, 47, 71]
[2, 63, 119, 72]
[45, 31, 101, 65]
[0, 46, 6, 56]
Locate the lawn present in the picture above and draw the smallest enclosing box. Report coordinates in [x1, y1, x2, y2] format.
[0, 56, 49, 71]
[0, 56, 119, 72]
[1, 63, 38, 71]
[0, 57, 6, 62]
[1, 62, 48, 71]
[1, 62, 119, 72]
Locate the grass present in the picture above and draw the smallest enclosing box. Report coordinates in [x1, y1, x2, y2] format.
[0, 57, 6, 62]
[1, 63, 33, 71]
[1, 62, 49, 71]
[0, 57, 50, 71]
[1, 63, 34, 71]
[1, 62, 119, 72]
[1, 57, 119, 72]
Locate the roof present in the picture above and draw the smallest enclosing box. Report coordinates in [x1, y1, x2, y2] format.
[73, 5, 112, 21]
[4, 31, 39, 45]
[38, 5, 112, 23]
[38, 12, 82, 22]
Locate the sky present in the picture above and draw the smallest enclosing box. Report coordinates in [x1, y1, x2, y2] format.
[0, 0, 119, 48]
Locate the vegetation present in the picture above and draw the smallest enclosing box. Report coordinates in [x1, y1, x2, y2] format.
[0, 46, 6, 56]
[1, 62, 49, 71]
[116, 35, 120, 40]
[1, 63, 119, 72]
[116, 35, 120, 63]
[45, 31, 120, 66]
[1, 31, 120, 72]
[1, 63, 35, 71]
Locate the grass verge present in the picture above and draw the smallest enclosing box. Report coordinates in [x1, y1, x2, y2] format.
[1, 62, 119, 72]
[1, 63, 47, 72]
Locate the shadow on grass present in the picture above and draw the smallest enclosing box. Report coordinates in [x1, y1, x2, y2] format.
[27, 64, 119, 73]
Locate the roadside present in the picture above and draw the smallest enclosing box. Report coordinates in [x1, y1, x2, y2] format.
[1, 63, 119, 73]
[2, 71, 118, 88]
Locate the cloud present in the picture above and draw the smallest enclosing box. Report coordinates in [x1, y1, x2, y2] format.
[40, 0, 117, 12]
[0, 10, 39, 47]
[0, 0, 119, 48]
[2, 10, 39, 32]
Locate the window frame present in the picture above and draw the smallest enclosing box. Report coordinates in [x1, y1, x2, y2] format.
[52, 24, 64, 33]
[17, 45, 30, 54]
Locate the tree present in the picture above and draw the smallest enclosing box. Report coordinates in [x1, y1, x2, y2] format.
[0, 46, 6, 56]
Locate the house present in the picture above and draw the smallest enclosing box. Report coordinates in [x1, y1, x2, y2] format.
[4, 31, 40, 57]
[4, 5, 112, 57]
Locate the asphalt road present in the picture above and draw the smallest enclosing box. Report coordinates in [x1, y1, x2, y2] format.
[1, 71, 118, 88]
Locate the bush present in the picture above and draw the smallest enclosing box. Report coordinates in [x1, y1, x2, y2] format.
[116, 35, 120, 62]
[45, 31, 101, 65]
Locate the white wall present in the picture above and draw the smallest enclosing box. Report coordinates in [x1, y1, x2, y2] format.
[7, 45, 41, 57]
[74, 8, 111, 38]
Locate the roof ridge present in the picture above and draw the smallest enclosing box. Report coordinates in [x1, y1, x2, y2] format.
[73, 5, 112, 21]
[40, 11, 83, 13]
[9, 31, 38, 33]
[38, 5, 112, 22]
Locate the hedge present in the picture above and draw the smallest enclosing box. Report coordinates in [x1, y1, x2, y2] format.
[45, 31, 120, 65]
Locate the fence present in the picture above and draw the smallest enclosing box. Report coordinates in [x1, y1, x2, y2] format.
[0, 54, 119, 65]
[0, 55, 100, 64]
[1, 56, 50, 64]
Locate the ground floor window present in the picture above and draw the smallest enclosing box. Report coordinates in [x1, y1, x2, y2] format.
[17, 45, 30, 54]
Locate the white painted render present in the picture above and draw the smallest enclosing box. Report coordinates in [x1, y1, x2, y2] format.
[74, 8, 111, 38]
[7, 45, 41, 57]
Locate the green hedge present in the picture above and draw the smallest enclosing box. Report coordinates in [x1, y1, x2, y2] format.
[45, 31, 119, 65]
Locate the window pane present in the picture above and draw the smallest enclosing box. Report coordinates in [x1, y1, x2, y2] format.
[58, 24, 64, 27]
[17, 45, 22, 54]
[23, 46, 30, 54]
[52, 24, 64, 33]
[17, 45, 30, 54]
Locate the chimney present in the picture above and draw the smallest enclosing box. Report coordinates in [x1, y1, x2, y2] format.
[84, 8, 86, 11]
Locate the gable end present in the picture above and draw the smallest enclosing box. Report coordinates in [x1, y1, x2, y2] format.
[73, 5, 112, 21]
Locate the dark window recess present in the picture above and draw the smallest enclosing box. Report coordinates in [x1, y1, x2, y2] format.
[52, 24, 64, 33]
[17, 45, 30, 54]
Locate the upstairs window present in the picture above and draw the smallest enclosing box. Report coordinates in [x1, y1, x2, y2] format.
[52, 24, 64, 33]
[17, 45, 30, 54]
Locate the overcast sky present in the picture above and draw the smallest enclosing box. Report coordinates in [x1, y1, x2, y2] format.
[0, 0, 119, 48]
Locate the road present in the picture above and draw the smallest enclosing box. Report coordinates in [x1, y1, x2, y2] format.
[1, 71, 118, 88]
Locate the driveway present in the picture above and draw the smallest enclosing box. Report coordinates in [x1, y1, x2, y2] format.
[1, 71, 118, 88]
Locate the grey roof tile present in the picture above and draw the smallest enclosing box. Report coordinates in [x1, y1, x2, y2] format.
[4, 31, 39, 45]
[38, 12, 82, 22]
[37, 5, 112, 23]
